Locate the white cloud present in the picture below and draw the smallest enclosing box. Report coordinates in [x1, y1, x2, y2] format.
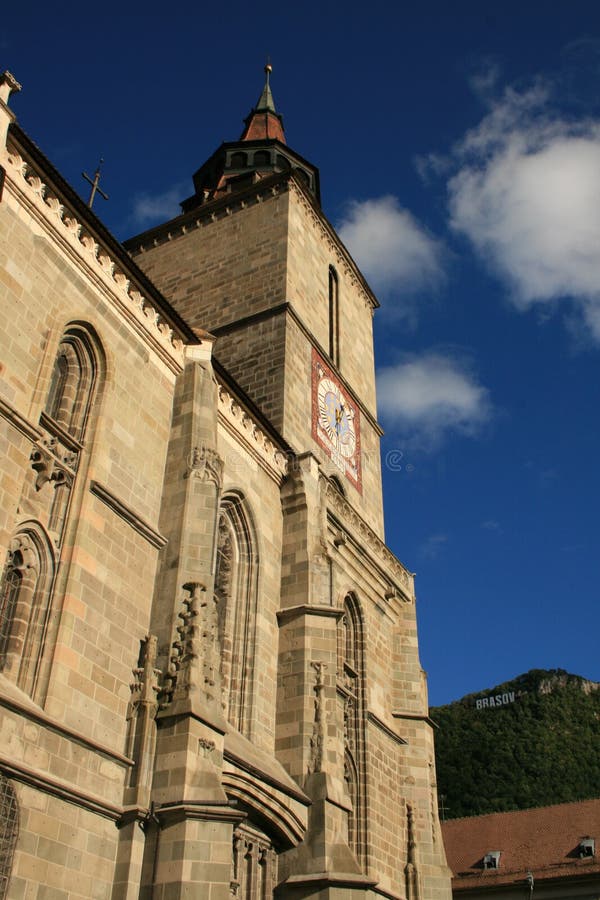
[337, 196, 445, 311]
[482, 519, 502, 533]
[467, 58, 503, 103]
[418, 533, 448, 562]
[130, 183, 186, 229]
[447, 83, 600, 339]
[377, 352, 491, 448]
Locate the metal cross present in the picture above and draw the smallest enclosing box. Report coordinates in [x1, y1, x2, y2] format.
[82, 158, 109, 209]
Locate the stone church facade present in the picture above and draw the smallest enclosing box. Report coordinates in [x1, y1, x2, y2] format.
[0, 66, 451, 899]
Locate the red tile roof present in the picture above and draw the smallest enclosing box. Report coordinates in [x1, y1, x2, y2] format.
[240, 110, 286, 143]
[442, 798, 600, 892]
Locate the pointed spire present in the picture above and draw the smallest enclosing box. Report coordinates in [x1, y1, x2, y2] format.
[240, 62, 286, 144]
[255, 62, 276, 113]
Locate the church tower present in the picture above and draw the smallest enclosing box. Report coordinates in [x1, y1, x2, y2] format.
[125, 64, 384, 536]
[124, 66, 451, 900]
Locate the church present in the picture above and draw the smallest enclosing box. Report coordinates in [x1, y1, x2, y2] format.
[0, 64, 451, 899]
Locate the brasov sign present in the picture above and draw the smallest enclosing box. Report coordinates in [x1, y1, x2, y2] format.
[475, 692, 516, 710]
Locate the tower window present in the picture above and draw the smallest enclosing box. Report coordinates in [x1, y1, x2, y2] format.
[328, 266, 339, 366]
[45, 327, 100, 440]
[337, 593, 366, 866]
[253, 150, 271, 167]
[230, 151, 248, 169]
[0, 528, 56, 698]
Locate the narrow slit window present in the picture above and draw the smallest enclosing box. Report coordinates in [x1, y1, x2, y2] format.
[328, 266, 339, 366]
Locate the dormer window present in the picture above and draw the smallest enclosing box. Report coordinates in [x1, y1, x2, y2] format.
[484, 851, 501, 869]
[579, 838, 595, 858]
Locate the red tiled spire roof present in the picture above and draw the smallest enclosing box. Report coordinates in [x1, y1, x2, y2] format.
[240, 63, 286, 144]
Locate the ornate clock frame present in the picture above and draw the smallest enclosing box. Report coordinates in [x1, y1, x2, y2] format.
[311, 349, 362, 493]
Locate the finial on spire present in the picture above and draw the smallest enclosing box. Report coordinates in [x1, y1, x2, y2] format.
[255, 60, 276, 114]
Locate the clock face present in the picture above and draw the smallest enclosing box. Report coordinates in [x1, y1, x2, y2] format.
[311, 350, 362, 492]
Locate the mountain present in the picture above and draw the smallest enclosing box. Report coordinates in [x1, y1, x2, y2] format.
[430, 669, 600, 819]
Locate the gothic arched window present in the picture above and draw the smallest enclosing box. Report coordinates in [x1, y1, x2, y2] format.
[0, 324, 103, 701]
[214, 494, 259, 734]
[45, 325, 101, 440]
[0, 774, 18, 900]
[36, 324, 104, 537]
[337, 592, 366, 866]
[0, 527, 56, 699]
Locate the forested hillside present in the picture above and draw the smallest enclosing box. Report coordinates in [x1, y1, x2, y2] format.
[431, 669, 600, 819]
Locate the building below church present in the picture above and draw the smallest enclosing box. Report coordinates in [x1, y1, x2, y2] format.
[442, 798, 600, 900]
[0, 65, 451, 899]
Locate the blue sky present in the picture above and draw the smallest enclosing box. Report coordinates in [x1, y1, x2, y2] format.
[3, 1, 600, 705]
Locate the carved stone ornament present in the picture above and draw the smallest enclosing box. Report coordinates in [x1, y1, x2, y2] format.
[215, 515, 234, 602]
[198, 737, 215, 757]
[324, 476, 414, 596]
[343, 693, 356, 753]
[127, 634, 161, 722]
[217, 384, 288, 479]
[30, 432, 78, 491]
[231, 825, 277, 899]
[0, 70, 22, 101]
[163, 582, 223, 708]
[185, 445, 224, 486]
[405, 803, 422, 900]
[307, 661, 327, 775]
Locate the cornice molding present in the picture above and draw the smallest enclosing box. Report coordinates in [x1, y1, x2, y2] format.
[156, 802, 246, 826]
[1, 140, 187, 375]
[0, 683, 135, 766]
[392, 710, 437, 730]
[0, 395, 42, 443]
[89, 480, 167, 549]
[282, 873, 378, 890]
[276, 604, 345, 625]
[125, 171, 290, 255]
[217, 382, 288, 482]
[367, 710, 408, 746]
[324, 479, 414, 597]
[0, 756, 124, 821]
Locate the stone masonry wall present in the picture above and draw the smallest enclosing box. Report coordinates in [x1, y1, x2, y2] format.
[0, 156, 179, 896]
[129, 191, 290, 333]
